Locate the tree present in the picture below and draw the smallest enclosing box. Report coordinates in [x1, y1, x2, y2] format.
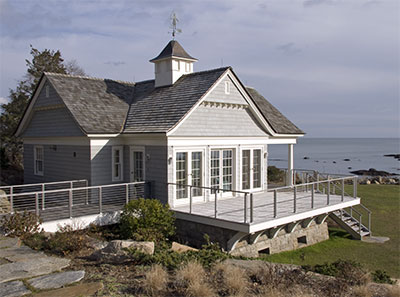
[0, 45, 85, 169]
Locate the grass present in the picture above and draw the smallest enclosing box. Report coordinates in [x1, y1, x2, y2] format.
[261, 184, 400, 278]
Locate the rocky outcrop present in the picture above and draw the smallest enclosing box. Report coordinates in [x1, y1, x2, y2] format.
[170, 242, 198, 253]
[350, 168, 398, 177]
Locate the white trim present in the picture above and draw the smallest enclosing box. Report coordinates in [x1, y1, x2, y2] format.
[168, 137, 297, 146]
[34, 145, 44, 176]
[130, 146, 146, 182]
[239, 146, 264, 192]
[87, 134, 120, 138]
[224, 81, 230, 94]
[111, 146, 124, 182]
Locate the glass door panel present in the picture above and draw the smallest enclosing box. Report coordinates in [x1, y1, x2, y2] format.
[242, 150, 251, 190]
[253, 149, 261, 188]
[210, 150, 220, 193]
[176, 152, 187, 199]
[222, 150, 233, 191]
[191, 152, 202, 197]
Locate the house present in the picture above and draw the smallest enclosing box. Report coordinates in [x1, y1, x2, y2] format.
[14, 40, 367, 256]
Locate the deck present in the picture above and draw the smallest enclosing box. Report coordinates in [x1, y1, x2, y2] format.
[172, 190, 360, 233]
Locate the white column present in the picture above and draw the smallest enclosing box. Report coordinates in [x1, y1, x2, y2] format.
[287, 144, 294, 186]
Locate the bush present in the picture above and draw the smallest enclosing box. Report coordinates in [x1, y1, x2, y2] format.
[1, 211, 42, 238]
[267, 166, 285, 183]
[119, 198, 175, 242]
[46, 225, 88, 255]
[23, 232, 47, 250]
[371, 270, 395, 284]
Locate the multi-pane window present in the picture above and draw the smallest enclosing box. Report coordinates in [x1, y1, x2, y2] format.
[253, 149, 261, 188]
[34, 146, 44, 176]
[133, 151, 144, 182]
[242, 148, 262, 190]
[211, 149, 234, 193]
[210, 150, 220, 193]
[176, 152, 187, 199]
[191, 152, 202, 197]
[223, 150, 233, 191]
[112, 146, 123, 181]
[242, 150, 251, 190]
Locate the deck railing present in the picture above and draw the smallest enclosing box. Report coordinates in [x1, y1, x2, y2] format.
[168, 183, 254, 223]
[0, 181, 150, 222]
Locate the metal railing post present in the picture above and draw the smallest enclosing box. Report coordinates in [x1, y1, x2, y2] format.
[42, 184, 45, 210]
[311, 183, 314, 209]
[368, 212, 371, 235]
[250, 193, 253, 223]
[306, 173, 309, 192]
[99, 187, 102, 214]
[35, 193, 39, 216]
[189, 186, 193, 214]
[274, 190, 277, 218]
[69, 189, 73, 218]
[10, 187, 14, 213]
[293, 186, 297, 213]
[214, 189, 218, 218]
[244, 193, 247, 223]
[353, 176, 357, 198]
[359, 215, 362, 236]
[350, 207, 353, 218]
[341, 179, 345, 202]
[85, 180, 89, 205]
[126, 184, 129, 204]
[327, 179, 330, 205]
[316, 174, 320, 192]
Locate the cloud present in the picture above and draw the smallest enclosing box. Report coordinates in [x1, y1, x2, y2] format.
[0, 97, 9, 105]
[303, 0, 337, 7]
[104, 61, 126, 66]
[276, 42, 302, 55]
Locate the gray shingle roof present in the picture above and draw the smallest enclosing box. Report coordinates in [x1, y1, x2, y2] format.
[150, 40, 197, 62]
[246, 87, 304, 135]
[46, 73, 134, 134]
[41, 67, 303, 136]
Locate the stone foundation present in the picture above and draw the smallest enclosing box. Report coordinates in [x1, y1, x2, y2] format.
[175, 219, 329, 258]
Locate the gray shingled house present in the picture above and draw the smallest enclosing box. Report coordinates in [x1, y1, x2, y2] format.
[15, 41, 365, 255]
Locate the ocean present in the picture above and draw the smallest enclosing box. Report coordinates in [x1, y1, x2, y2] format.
[268, 138, 400, 175]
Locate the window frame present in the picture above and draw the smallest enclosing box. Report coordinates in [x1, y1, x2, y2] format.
[34, 145, 44, 176]
[130, 146, 145, 183]
[112, 146, 124, 182]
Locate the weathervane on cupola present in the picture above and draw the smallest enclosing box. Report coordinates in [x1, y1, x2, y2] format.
[150, 12, 198, 88]
[169, 12, 182, 40]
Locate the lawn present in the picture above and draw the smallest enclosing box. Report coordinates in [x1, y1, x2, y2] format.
[261, 184, 400, 278]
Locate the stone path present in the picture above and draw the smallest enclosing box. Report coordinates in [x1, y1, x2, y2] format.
[0, 235, 100, 297]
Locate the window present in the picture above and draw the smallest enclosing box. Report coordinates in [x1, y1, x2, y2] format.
[185, 62, 190, 72]
[175, 151, 204, 199]
[211, 149, 234, 194]
[224, 81, 230, 94]
[34, 146, 44, 176]
[133, 151, 144, 182]
[112, 146, 123, 181]
[173, 60, 180, 71]
[176, 152, 187, 199]
[242, 148, 262, 191]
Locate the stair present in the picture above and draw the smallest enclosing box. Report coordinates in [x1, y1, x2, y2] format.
[329, 208, 371, 240]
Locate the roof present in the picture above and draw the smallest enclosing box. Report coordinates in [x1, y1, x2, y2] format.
[18, 67, 304, 136]
[150, 40, 197, 62]
[246, 87, 304, 135]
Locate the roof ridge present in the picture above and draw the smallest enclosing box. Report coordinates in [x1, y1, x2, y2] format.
[44, 72, 136, 85]
[182, 66, 231, 78]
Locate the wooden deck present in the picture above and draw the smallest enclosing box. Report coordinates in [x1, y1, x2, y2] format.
[173, 190, 360, 233]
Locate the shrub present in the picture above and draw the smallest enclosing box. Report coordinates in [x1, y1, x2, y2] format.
[143, 264, 168, 296]
[119, 198, 175, 242]
[267, 166, 285, 183]
[214, 262, 248, 296]
[1, 211, 42, 238]
[371, 270, 395, 284]
[175, 261, 215, 297]
[23, 232, 47, 250]
[46, 224, 88, 255]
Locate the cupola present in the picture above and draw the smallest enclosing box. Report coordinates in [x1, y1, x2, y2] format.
[150, 40, 197, 88]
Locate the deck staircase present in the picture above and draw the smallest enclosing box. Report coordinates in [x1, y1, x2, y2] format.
[329, 208, 371, 240]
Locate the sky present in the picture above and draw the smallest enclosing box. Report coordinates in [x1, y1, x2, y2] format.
[0, 0, 399, 138]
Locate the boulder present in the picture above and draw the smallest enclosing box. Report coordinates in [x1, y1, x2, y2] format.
[0, 190, 11, 214]
[171, 242, 198, 253]
[366, 180, 371, 185]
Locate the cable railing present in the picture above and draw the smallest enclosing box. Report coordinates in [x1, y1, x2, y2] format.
[168, 183, 254, 223]
[0, 181, 150, 222]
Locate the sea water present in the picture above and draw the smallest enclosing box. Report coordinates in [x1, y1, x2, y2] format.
[268, 138, 400, 175]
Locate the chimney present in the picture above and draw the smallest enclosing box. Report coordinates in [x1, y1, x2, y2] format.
[150, 40, 197, 88]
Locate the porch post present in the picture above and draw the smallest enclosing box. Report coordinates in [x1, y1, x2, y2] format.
[287, 144, 294, 186]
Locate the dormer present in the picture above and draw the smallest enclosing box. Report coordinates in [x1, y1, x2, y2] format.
[150, 40, 197, 88]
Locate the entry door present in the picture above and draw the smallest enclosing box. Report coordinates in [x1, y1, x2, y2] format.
[242, 148, 262, 191]
[210, 149, 234, 195]
[130, 147, 145, 182]
[175, 151, 203, 200]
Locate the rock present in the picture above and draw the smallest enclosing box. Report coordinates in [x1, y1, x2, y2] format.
[303, 157, 309, 160]
[366, 180, 371, 185]
[0, 281, 30, 297]
[384, 154, 400, 160]
[102, 240, 154, 255]
[343, 159, 351, 161]
[389, 178, 396, 184]
[171, 242, 198, 253]
[0, 246, 34, 258]
[348, 167, 352, 169]
[31, 282, 103, 297]
[28, 270, 85, 290]
[85, 236, 107, 251]
[350, 168, 397, 176]
[0, 190, 11, 214]
[0, 237, 21, 249]
[333, 161, 336, 164]
[0, 256, 70, 283]
[374, 180, 380, 185]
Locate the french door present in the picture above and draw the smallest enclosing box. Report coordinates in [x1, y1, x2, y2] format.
[176, 151, 203, 200]
[130, 147, 145, 182]
[242, 148, 262, 191]
[210, 149, 234, 195]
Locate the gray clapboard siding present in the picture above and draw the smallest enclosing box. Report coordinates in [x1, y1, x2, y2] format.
[171, 104, 268, 136]
[22, 108, 84, 137]
[34, 81, 64, 107]
[145, 146, 168, 203]
[24, 144, 91, 184]
[91, 145, 119, 186]
[206, 76, 247, 105]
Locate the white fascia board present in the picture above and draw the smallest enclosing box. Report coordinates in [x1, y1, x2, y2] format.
[167, 69, 277, 137]
[15, 77, 47, 137]
[168, 136, 298, 146]
[23, 137, 90, 146]
[248, 198, 361, 233]
[87, 134, 120, 138]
